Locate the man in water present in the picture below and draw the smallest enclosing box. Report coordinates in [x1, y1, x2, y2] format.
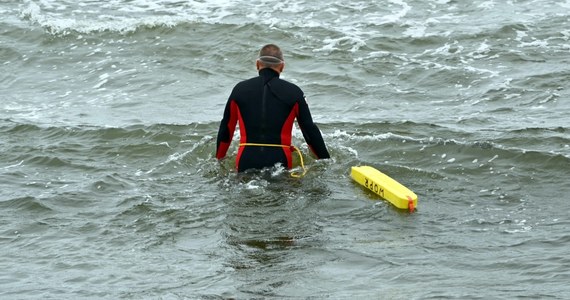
[216, 44, 330, 172]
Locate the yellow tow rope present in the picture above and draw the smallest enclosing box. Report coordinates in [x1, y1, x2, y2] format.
[239, 143, 307, 178]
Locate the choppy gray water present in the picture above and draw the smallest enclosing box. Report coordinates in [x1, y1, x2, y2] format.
[1, 0, 570, 299]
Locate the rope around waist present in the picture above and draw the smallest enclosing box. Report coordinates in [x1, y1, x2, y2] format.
[238, 143, 306, 178]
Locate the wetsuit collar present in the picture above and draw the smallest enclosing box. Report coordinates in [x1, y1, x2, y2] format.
[259, 68, 280, 81]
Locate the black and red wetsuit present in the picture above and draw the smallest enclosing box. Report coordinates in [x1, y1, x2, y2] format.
[216, 68, 330, 172]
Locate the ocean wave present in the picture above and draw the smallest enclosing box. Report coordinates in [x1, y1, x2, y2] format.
[15, 0, 446, 42]
[0, 196, 54, 213]
[321, 121, 570, 171]
[3, 120, 567, 166]
[19, 2, 187, 35]
[1, 119, 568, 215]
[4, 1, 570, 297]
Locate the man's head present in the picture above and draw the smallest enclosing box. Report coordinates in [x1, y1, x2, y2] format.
[256, 44, 285, 73]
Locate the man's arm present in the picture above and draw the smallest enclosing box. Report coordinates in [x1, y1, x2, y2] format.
[296, 96, 330, 159]
[216, 99, 239, 160]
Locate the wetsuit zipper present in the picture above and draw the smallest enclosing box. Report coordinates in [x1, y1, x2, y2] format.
[261, 83, 268, 144]
[261, 76, 275, 146]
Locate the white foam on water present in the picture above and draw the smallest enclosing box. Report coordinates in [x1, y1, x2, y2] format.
[477, 1, 496, 9]
[368, 0, 412, 25]
[518, 39, 549, 48]
[403, 22, 427, 38]
[1, 160, 25, 170]
[315, 36, 367, 54]
[560, 0, 570, 8]
[19, 0, 238, 34]
[471, 40, 491, 57]
[14, 0, 414, 58]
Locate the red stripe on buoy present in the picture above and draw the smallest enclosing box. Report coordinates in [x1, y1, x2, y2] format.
[407, 196, 415, 213]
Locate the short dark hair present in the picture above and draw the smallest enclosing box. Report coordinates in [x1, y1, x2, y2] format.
[258, 44, 284, 67]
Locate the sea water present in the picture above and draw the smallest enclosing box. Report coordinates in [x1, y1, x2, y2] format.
[1, 0, 569, 298]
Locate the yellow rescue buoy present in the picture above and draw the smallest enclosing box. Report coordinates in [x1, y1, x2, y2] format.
[350, 166, 418, 212]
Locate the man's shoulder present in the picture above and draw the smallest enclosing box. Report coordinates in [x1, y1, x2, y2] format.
[233, 76, 262, 90]
[276, 77, 300, 87]
[274, 77, 303, 94]
[231, 74, 304, 98]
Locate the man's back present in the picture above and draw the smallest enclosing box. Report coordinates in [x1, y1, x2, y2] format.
[216, 44, 329, 172]
[230, 68, 302, 145]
